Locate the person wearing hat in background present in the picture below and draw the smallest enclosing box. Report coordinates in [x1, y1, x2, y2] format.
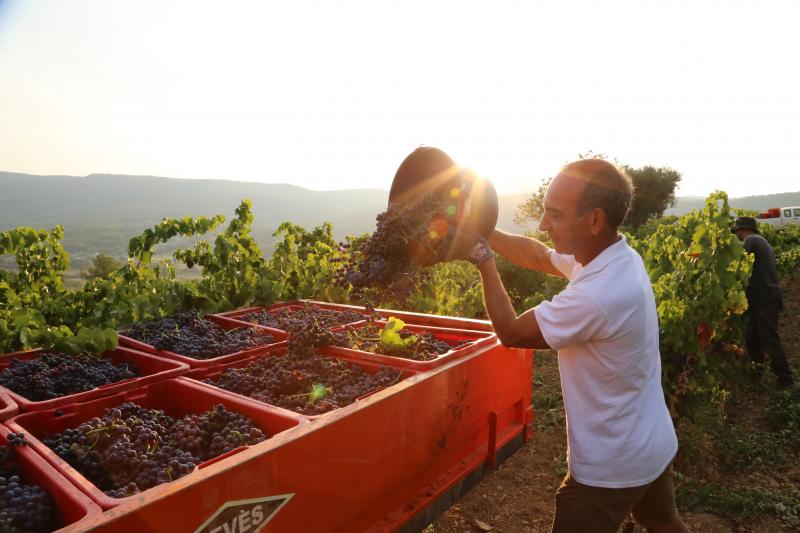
[451, 158, 687, 533]
[731, 216, 794, 388]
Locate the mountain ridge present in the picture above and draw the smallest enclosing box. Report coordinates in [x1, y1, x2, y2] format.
[0, 171, 532, 261]
[2, 171, 797, 262]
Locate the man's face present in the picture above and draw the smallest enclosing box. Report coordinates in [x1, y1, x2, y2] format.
[734, 228, 754, 242]
[538, 173, 592, 256]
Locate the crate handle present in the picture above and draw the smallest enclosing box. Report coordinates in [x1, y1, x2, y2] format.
[487, 411, 498, 469]
[198, 446, 247, 469]
[97, 377, 137, 389]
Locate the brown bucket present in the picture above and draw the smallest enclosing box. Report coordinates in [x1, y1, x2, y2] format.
[389, 147, 498, 264]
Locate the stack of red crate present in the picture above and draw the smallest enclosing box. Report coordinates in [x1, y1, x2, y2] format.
[0, 302, 531, 533]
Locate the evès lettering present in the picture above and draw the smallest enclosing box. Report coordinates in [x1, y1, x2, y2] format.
[251, 505, 264, 525]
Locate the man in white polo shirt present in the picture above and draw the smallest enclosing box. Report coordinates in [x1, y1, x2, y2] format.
[457, 158, 687, 532]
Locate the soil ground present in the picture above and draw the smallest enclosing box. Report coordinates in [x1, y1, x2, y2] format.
[426, 269, 800, 533]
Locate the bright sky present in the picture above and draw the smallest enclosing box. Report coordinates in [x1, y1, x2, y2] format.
[0, 0, 798, 198]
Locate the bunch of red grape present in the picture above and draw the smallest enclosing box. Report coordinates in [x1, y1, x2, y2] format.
[241, 303, 366, 332]
[332, 195, 444, 303]
[41, 402, 266, 498]
[0, 353, 138, 401]
[0, 443, 57, 532]
[206, 352, 402, 416]
[122, 311, 276, 359]
[285, 315, 351, 359]
[242, 303, 369, 359]
[341, 322, 462, 361]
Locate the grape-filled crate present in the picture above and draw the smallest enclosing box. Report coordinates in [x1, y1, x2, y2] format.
[0, 301, 533, 533]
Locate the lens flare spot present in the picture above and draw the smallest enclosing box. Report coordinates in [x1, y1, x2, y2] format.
[446, 204, 457, 216]
[450, 188, 460, 197]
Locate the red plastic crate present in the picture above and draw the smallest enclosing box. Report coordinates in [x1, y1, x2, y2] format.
[214, 301, 370, 331]
[0, 390, 18, 421]
[0, 425, 102, 531]
[301, 299, 496, 332]
[0, 347, 190, 412]
[219, 300, 496, 334]
[327, 320, 497, 371]
[6, 378, 306, 510]
[117, 313, 287, 368]
[60, 340, 533, 532]
[184, 344, 419, 420]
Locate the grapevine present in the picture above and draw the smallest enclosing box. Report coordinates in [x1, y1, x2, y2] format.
[629, 191, 752, 406]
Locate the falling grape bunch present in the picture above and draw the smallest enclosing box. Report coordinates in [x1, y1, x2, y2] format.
[332, 194, 451, 303]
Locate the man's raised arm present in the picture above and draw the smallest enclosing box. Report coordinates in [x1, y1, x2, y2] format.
[488, 229, 565, 278]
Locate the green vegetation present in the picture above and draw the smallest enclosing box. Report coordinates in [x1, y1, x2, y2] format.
[676, 476, 800, 528]
[2, 182, 800, 529]
[531, 350, 565, 432]
[630, 192, 752, 406]
[80, 253, 123, 280]
[760, 223, 800, 275]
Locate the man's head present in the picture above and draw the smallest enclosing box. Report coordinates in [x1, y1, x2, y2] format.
[539, 158, 633, 258]
[731, 216, 759, 242]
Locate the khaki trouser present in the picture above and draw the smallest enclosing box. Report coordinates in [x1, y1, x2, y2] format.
[551, 461, 680, 533]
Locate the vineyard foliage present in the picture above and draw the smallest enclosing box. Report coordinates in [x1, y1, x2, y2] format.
[757, 222, 800, 276]
[628, 192, 753, 405]
[2, 192, 798, 409]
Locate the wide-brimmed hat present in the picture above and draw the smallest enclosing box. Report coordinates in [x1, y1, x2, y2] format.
[731, 216, 759, 234]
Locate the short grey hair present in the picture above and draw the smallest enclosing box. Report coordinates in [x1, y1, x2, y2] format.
[562, 158, 633, 229]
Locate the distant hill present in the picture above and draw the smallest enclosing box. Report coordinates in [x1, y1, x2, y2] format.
[0, 171, 387, 233]
[3, 171, 797, 266]
[668, 191, 800, 215]
[0, 171, 533, 263]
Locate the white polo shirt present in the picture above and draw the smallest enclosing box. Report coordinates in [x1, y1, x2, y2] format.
[533, 235, 678, 488]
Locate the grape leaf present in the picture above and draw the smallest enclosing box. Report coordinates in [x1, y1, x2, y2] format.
[380, 317, 417, 350]
[309, 383, 329, 402]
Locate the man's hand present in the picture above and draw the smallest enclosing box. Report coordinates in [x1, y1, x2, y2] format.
[449, 228, 494, 265]
[467, 234, 494, 265]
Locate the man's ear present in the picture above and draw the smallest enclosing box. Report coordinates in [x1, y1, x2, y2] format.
[589, 208, 606, 236]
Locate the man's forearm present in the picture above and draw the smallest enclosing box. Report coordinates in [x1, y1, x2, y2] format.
[489, 229, 561, 276]
[476, 257, 550, 349]
[477, 258, 518, 331]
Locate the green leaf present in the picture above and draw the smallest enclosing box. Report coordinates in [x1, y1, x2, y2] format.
[309, 383, 328, 402]
[380, 317, 417, 350]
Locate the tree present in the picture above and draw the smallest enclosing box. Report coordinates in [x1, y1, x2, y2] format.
[514, 153, 682, 230]
[81, 253, 122, 280]
[622, 164, 682, 229]
[514, 177, 551, 227]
